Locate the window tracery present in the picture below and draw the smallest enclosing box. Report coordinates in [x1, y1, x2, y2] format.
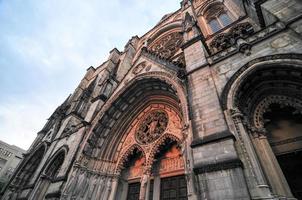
[202, 2, 234, 34]
[148, 32, 183, 59]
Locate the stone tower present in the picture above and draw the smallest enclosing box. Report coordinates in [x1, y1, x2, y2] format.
[2, 0, 302, 199]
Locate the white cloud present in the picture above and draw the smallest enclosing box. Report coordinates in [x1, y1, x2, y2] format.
[0, 94, 64, 150]
[0, 0, 180, 150]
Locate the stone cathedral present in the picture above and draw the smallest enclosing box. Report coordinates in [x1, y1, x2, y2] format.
[2, 0, 302, 199]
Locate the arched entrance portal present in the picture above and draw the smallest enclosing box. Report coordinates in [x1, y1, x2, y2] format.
[79, 76, 193, 200]
[223, 56, 302, 199]
[115, 105, 188, 200]
[263, 102, 302, 199]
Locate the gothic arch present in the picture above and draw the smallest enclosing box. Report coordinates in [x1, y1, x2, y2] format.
[197, 0, 224, 16]
[147, 22, 182, 45]
[31, 147, 67, 199]
[82, 71, 189, 166]
[146, 133, 182, 169]
[2, 141, 49, 200]
[43, 145, 68, 177]
[133, 23, 183, 63]
[115, 144, 146, 174]
[253, 95, 302, 129]
[221, 53, 302, 111]
[221, 53, 302, 198]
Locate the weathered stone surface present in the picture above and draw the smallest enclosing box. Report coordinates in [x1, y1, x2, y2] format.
[2, 0, 302, 199]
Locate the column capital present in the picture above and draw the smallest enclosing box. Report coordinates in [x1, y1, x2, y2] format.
[250, 126, 268, 139]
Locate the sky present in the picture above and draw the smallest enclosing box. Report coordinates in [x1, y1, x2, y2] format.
[0, 0, 180, 150]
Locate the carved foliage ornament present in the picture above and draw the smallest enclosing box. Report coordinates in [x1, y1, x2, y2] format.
[148, 32, 183, 59]
[210, 22, 254, 52]
[136, 110, 168, 145]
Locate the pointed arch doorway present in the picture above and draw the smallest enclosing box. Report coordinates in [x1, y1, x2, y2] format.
[114, 104, 189, 200]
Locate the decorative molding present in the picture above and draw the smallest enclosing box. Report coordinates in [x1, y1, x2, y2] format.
[253, 95, 302, 128]
[220, 53, 302, 111]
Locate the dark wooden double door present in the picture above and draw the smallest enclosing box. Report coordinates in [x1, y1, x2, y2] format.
[127, 175, 187, 200]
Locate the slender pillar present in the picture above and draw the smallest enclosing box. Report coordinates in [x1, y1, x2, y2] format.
[153, 176, 161, 200]
[251, 128, 294, 198]
[145, 178, 151, 200]
[230, 108, 272, 198]
[108, 175, 119, 200]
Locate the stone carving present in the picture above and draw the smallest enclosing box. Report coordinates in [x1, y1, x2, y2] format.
[159, 148, 184, 173]
[253, 95, 302, 128]
[136, 110, 168, 145]
[133, 62, 146, 74]
[148, 32, 183, 59]
[210, 22, 254, 52]
[61, 120, 77, 138]
[116, 144, 146, 173]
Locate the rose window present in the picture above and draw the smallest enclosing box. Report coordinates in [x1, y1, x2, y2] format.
[136, 110, 168, 145]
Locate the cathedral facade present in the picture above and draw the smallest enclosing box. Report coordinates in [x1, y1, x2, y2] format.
[2, 0, 302, 199]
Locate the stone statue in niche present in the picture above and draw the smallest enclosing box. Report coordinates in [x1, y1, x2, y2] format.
[94, 176, 106, 199]
[136, 110, 168, 145]
[102, 178, 112, 200]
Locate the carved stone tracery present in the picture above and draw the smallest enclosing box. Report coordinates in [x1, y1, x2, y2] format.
[148, 32, 183, 59]
[209, 22, 254, 52]
[136, 110, 168, 145]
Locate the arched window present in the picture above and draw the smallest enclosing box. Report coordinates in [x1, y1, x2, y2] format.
[219, 13, 232, 26]
[33, 150, 65, 199]
[204, 3, 234, 34]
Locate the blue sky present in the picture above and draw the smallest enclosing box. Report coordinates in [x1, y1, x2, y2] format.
[0, 0, 180, 150]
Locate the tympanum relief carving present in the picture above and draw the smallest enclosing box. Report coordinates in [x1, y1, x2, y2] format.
[116, 104, 184, 176]
[136, 110, 168, 145]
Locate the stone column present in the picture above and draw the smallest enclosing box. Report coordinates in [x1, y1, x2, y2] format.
[152, 176, 161, 200]
[108, 175, 119, 200]
[145, 178, 151, 200]
[251, 128, 294, 198]
[230, 108, 272, 198]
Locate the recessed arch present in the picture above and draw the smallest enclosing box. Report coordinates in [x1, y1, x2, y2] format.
[82, 71, 188, 164]
[32, 147, 67, 199]
[147, 133, 182, 168]
[15, 142, 47, 187]
[115, 144, 146, 174]
[221, 53, 302, 199]
[221, 54, 302, 112]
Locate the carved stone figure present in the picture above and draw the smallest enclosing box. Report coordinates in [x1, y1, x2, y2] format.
[136, 110, 168, 144]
